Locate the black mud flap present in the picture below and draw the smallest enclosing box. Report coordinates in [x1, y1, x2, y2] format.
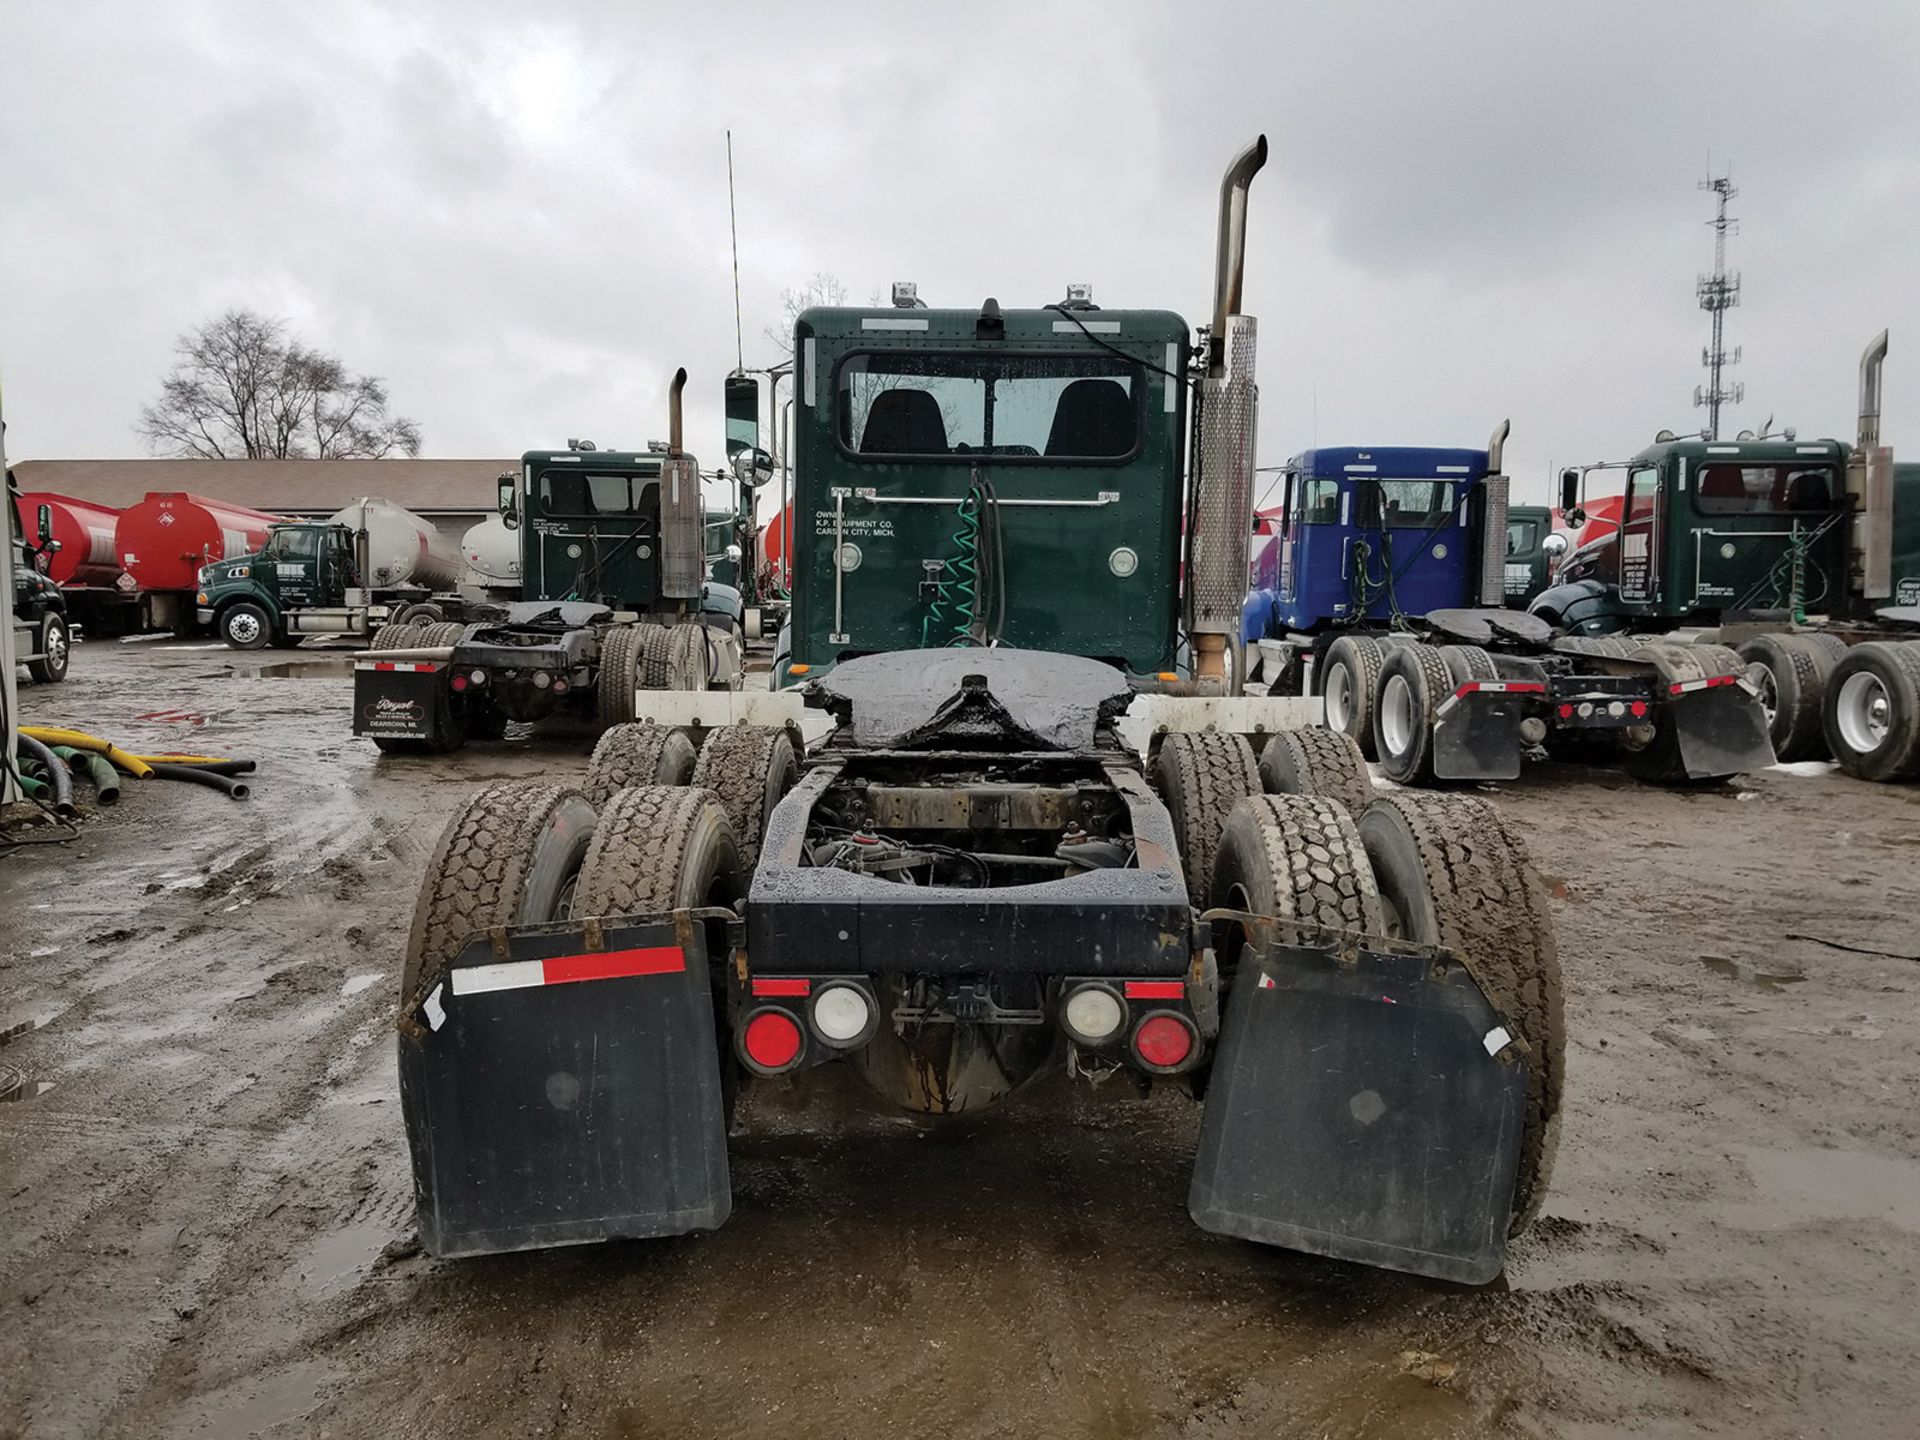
[399, 915, 731, 1258]
[1432, 692, 1525, 781]
[1190, 943, 1528, 1284]
[1663, 684, 1776, 780]
[352, 661, 449, 743]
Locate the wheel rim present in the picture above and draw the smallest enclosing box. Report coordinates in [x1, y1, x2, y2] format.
[1380, 673, 1415, 758]
[1752, 662, 1779, 726]
[1836, 671, 1891, 754]
[228, 612, 261, 645]
[45, 624, 68, 670]
[1325, 662, 1352, 731]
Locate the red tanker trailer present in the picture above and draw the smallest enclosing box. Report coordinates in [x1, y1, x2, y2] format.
[115, 492, 283, 632]
[17, 492, 122, 587]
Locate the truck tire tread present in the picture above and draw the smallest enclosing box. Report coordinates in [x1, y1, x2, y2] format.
[1151, 731, 1260, 910]
[573, 785, 742, 917]
[1324, 635, 1385, 759]
[1822, 640, 1920, 782]
[1374, 642, 1451, 785]
[597, 624, 642, 728]
[1356, 791, 1563, 1232]
[1738, 634, 1826, 762]
[587, 721, 697, 806]
[1258, 727, 1374, 815]
[687, 724, 798, 871]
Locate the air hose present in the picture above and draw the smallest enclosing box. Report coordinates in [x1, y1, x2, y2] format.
[52, 746, 120, 804]
[15, 734, 75, 816]
[146, 763, 251, 800]
[18, 727, 154, 779]
[944, 491, 982, 646]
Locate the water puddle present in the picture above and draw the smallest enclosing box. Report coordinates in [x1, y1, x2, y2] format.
[1727, 1144, 1920, 1233]
[230, 658, 355, 680]
[1700, 955, 1807, 992]
[291, 1216, 395, 1297]
[161, 1359, 333, 1440]
[0, 1064, 54, 1102]
[340, 972, 382, 998]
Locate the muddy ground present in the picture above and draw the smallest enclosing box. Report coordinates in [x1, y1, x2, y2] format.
[2, 637, 1917, 1440]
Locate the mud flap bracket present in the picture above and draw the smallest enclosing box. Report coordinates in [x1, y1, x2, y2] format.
[1190, 941, 1528, 1284]
[399, 914, 732, 1257]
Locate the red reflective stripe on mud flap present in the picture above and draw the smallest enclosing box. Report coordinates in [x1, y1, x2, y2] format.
[541, 946, 687, 985]
[1124, 980, 1186, 1000]
[751, 977, 811, 997]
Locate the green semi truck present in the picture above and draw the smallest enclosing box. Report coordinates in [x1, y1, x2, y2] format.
[349, 372, 746, 753]
[1546, 331, 1920, 781]
[393, 138, 1567, 1286]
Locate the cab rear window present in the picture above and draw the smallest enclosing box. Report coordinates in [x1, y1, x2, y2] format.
[1695, 464, 1836, 515]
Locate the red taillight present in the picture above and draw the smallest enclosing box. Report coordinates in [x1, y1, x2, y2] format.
[1557, 704, 1575, 719]
[742, 1010, 803, 1072]
[450, 673, 469, 691]
[1630, 700, 1648, 718]
[1133, 1012, 1195, 1071]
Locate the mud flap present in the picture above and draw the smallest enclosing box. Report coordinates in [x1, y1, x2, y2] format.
[1663, 685, 1776, 780]
[352, 662, 450, 743]
[1190, 942, 1528, 1284]
[1432, 694, 1524, 781]
[399, 916, 731, 1257]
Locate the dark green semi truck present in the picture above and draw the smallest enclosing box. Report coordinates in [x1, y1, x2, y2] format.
[393, 138, 1568, 1287]
[350, 373, 745, 753]
[7, 474, 69, 684]
[1545, 331, 1920, 781]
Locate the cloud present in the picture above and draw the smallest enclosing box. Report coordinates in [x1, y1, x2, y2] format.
[2, 0, 1915, 505]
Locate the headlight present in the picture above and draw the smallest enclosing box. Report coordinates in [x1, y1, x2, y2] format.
[231, 565, 249, 579]
[197, 565, 210, 584]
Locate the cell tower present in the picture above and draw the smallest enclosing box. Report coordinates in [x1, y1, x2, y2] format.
[1693, 171, 1743, 440]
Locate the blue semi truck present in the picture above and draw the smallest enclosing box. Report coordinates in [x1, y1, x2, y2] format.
[1243, 425, 1776, 785]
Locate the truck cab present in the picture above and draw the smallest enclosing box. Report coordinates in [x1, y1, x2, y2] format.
[198, 521, 356, 646]
[7, 476, 71, 683]
[1541, 437, 1852, 633]
[1267, 445, 1503, 632]
[779, 299, 1189, 683]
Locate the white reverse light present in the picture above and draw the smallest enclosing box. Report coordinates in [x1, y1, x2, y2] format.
[1064, 985, 1125, 1044]
[811, 984, 873, 1045]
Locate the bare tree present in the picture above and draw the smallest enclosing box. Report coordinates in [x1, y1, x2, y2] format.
[138, 310, 423, 459]
[761, 272, 849, 354]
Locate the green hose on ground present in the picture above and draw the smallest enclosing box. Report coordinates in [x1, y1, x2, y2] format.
[18, 727, 155, 779]
[15, 734, 76, 817]
[52, 746, 121, 805]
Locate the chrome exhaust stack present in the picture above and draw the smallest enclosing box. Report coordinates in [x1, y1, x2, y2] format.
[1850, 331, 1892, 599]
[1190, 136, 1268, 692]
[1478, 420, 1513, 606]
[668, 367, 688, 456]
[660, 367, 702, 598]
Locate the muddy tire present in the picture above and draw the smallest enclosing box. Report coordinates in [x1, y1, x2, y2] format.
[637, 623, 673, 689]
[1373, 642, 1451, 786]
[1629, 641, 1754, 784]
[369, 621, 417, 651]
[420, 622, 465, 648]
[1822, 640, 1920, 782]
[401, 782, 598, 1000]
[573, 786, 744, 918]
[1738, 633, 1829, 762]
[687, 724, 799, 870]
[1151, 732, 1261, 910]
[1212, 794, 1385, 980]
[1802, 632, 1849, 667]
[1323, 635, 1385, 759]
[666, 623, 711, 691]
[597, 624, 643, 727]
[1438, 643, 1499, 686]
[1258, 728, 1373, 815]
[1357, 792, 1563, 1232]
[586, 722, 699, 806]
[394, 601, 444, 626]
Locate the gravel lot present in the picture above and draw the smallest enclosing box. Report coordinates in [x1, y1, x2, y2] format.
[2, 637, 1917, 1439]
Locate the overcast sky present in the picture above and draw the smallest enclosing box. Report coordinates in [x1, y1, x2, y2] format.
[3, 1, 1916, 503]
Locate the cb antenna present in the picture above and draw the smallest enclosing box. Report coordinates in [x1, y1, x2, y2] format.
[727, 130, 744, 373]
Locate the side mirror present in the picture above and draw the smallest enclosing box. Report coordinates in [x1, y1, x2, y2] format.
[497, 474, 519, 529]
[725, 543, 743, 564]
[1542, 532, 1570, 560]
[36, 503, 53, 545]
[731, 447, 775, 488]
[1558, 468, 1580, 516]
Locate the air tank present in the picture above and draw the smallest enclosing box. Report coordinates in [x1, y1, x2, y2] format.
[459, 514, 522, 592]
[328, 498, 462, 592]
[17, 492, 124, 587]
[115, 493, 283, 593]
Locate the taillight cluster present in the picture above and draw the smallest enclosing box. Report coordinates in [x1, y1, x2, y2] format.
[738, 977, 879, 1076]
[1061, 979, 1199, 1073]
